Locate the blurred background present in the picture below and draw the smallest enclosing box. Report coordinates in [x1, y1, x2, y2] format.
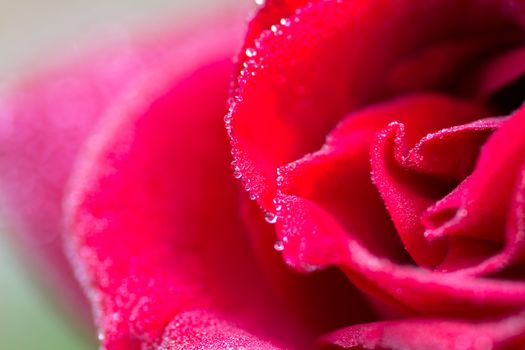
[0, 0, 244, 348]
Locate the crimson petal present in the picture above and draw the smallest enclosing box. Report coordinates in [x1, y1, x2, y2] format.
[158, 311, 282, 350]
[272, 103, 525, 319]
[422, 106, 525, 259]
[65, 21, 299, 349]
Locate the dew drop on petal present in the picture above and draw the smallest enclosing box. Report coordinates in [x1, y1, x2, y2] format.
[270, 25, 278, 33]
[280, 18, 291, 26]
[265, 211, 278, 224]
[245, 48, 257, 58]
[274, 241, 284, 251]
[255, 0, 265, 6]
[233, 170, 242, 179]
[301, 263, 321, 273]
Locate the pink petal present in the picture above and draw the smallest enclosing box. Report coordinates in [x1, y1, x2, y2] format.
[66, 21, 304, 349]
[0, 16, 211, 321]
[422, 106, 525, 258]
[428, 152, 525, 277]
[385, 35, 519, 95]
[241, 198, 378, 336]
[159, 311, 282, 350]
[471, 45, 525, 99]
[350, 93, 488, 266]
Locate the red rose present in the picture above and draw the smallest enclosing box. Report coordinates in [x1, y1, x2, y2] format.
[3, 0, 525, 349]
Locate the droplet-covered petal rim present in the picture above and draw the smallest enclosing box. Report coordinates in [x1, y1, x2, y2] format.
[228, 0, 524, 211]
[229, 0, 525, 329]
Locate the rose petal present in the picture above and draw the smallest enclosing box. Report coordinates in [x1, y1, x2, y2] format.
[385, 35, 519, 95]
[321, 312, 525, 350]
[471, 45, 525, 100]
[290, 94, 487, 263]
[229, 0, 522, 211]
[158, 311, 282, 350]
[240, 0, 310, 73]
[430, 157, 525, 277]
[423, 106, 525, 249]
[66, 22, 305, 349]
[0, 17, 203, 322]
[241, 198, 378, 335]
[370, 118, 501, 268]
[273, 193, 525, 319]
[275, 93, 497, 272]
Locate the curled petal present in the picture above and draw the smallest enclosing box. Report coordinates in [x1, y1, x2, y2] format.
[471, 45, 525, 100]
[422, 105, 525, 266]
[229, 0, 522, 211]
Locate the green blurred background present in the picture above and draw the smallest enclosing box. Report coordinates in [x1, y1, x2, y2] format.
[0, 0, 243, 348]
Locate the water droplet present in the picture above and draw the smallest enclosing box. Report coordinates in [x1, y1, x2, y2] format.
[280, 18, 291, 26]
[249, 193, 257, 201]
[270, 25, 278, 33]
[265, 211, 278, 224]
[282, 236, 289, 244]
[245, 48, 257, 58]
[274, 241, 284, 251]
[98, 332, 105, 341]
[233, 170, 242, 179]
[301, 263, 320, 273]
[255, 0, 265, 5]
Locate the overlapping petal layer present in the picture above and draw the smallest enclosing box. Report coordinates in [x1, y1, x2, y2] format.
[4, 0, 525, 348]
[229, 0, 525, 348]
[228, 0, 524, 211]
[64, 20, 309, 349]
[0, 16, 207, 321]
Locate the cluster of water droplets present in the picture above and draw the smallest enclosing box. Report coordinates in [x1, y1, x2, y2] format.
[270, 175, 288, 252]
[224, 9, 315, 254]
